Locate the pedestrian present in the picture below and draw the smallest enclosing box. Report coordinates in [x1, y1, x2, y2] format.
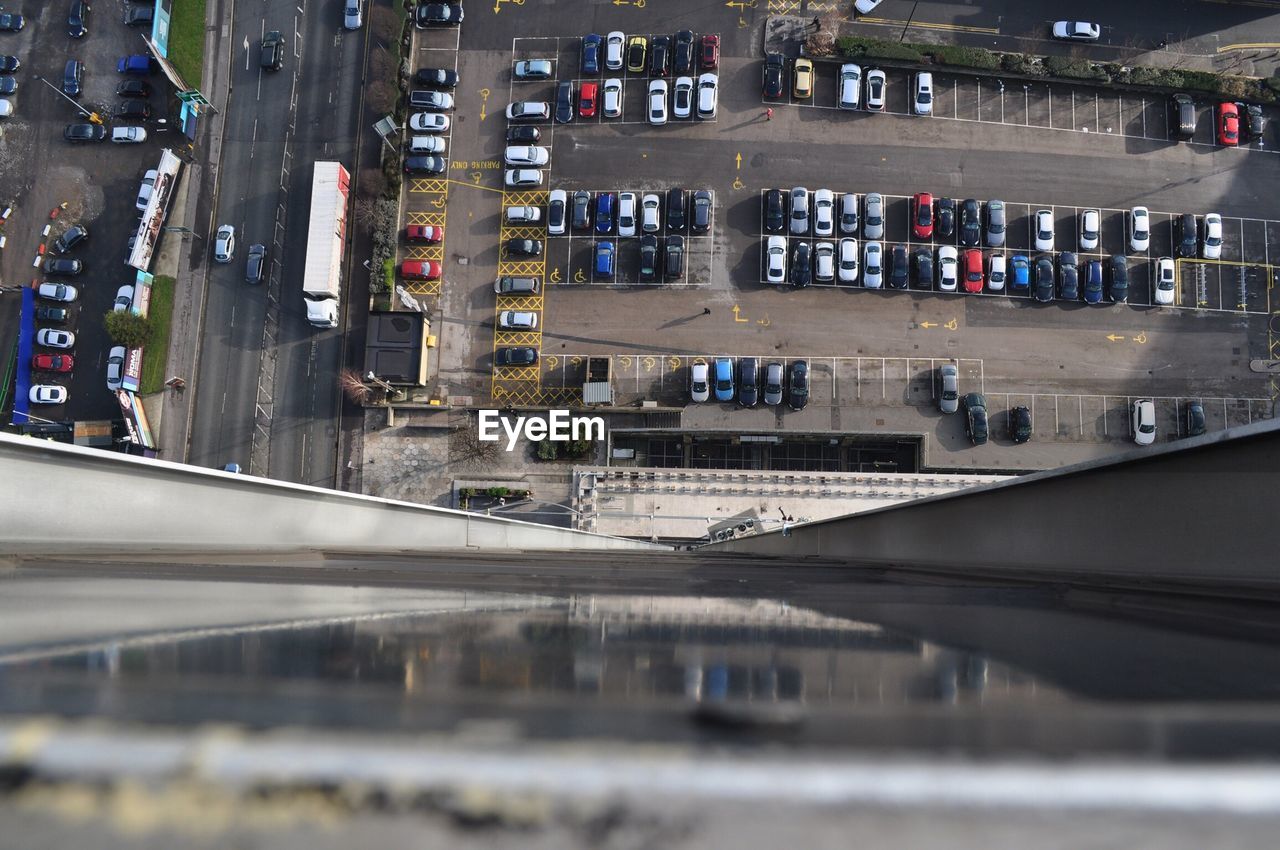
[702, 307, 712, 315]
[765, 107, 774, 121]
[813, 15, 821, 30]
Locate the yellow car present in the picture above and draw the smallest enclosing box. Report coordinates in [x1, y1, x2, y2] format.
[793, 58, 813, 99]
[626, 35, 647, 73]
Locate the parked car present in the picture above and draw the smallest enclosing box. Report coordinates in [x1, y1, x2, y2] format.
[865, 68, 886, 111]
[1185, 401, 1207, 437]
[792, 58, 813, 99]
[505, 238, 543, 257]
[889, 244, 910, 289]
[33, 353, 74, 373]
[415, 3, 463, 26]
[582, 33, 603, 73]
[762, 53, 785, 98]
[1009, 254, 1030, 292]
[513, 59, 552, 80]
[124, 4, 154, 26]
[113, 284, 135, 312]
[1109, 255, 1129, 303]
[938, 364, 959, 414]
[713, 357, 735, 402]
[135, 168, 159, 210]
[789, 186, 809, 235]
[1169, 93, 1196, 140]
[647, 79, 668, 125]
[29, 385, 68, 405]
[813, 189, 834, 237]
[495, 347, 538, 367]
[408, 135, 446, 154]
[936, 197, 955, 238]
[404, 155, 446, 174]
[117, 54, 156, 75]
[1241, 102, 1267, 143]
[738, 357, 758, 407]
[1130, 206, 1150, 252]
[639, 235, 658, 281]
[498, 311, 539, 330]
[36, 307, 69, 323]
[839, 193, 859, 234]
[38, 283, 78, 302]
[838, 63, 861, 110]
[1011, 406, 1033, 443]
[701, 34, 719, 70]
[911, 192, 934, 240]
[765, 235, 787, 284]
[667, 188, 686, 231]
[814, 242, 835, 283]
[987, 253, 1006, 292]
[1177, 213, 1197, 258]
[602, 78, 622, 118]
[691, 190, 712, 233]
[1202, 212, 1223, 259]
[53, 225, 88, 254]
[405, 225, 443, 242]
[864, 192, 884, 239]
[1033, 255, 1054, 302]
[1218, 101, 1239, 146]
[605, 31, 624, 71]
[111, 126, 147, 143]
[627, 36, 647, 73]
[503, 145, 549, 166]
[936, 246, 958, 292]
[985, 199, 1006, 247]
[1079, 208, 1100, 250]
[343, 0, 363, 29]
[595, 240, 614, 276]
[1058, 251, 1079, 300]
[672, 76, 693, 119]
[689, 362, 709, 403]
[961, 249, 983, 293]
[791, 241, 811, 288]
[863, 241, 883, 289]
[37, 329, 76, 349]
[410, 89, 453, 110]
[763, 362, 784, 406]
[494, 276, 541, 294]
[913, 72, 933, 115]
[788, 361, 809, 411]
[68, 1, 90, 38]
[505, 205, 540, 225]
[650, 35, 671, 76]
[594, 191, 615, 234]
[1154, 256, 1176, 305]
[963, 392, 989, 445]
[696, 73, 718, 119]
[410, 112, 451, 132]
[400, 260, 442, 279]
[64, 123, 105, 142]
[1034, 209, 1054, 251]
[503, 168, 542, 187]
[1083, 259, 1104, 304]
[959, 199, 981, 247]
[63, 60, 84, 97]
[673, 30, 695, 75]
[642, 193, 662, 232]
[913, 247, 933, 290]
[505, 101, 549, 121]
[1131, 398, 1156, 445]
[43, 258, 82, 276]
[838, 238, 860, 283]
[572, 190, 592, 230]
[556, 81, 574, 123]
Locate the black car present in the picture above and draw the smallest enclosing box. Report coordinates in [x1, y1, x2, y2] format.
[936, 197, 955, 238]
[650, 36, 671, 76]
[0, 76, 13, 95]
[1058, 252, 1079, 300]
[117, 79, 151, 98]
[1109, 255, 1129, 303]
[889, 245, 910, 290]
[665, 235, 685, 280]
[963, 392, 988, 445]
[547, 193, 565, 233]
[764, 189, 784, 232]
[913, 247, 934, 290]
[246, 244, 267, 285]
[0, 55, 19, 73]
[959, 199, 981, 247]
[0, 12, 24, 31]
[63, 123, 105, 142]
[690, 190, 712, 234]
[1010, 405, 1032, 444]
[555, 81, 573, 123]
[415, 67, 459, 87]
[1033, 255, 1054, 302]
[666, 188, 686, 231]
[1177, 213, 1198, 258]
[1240, 102, 1267, 143]
[415, 3, 463, 26]
[44, 258, 83, 276]
[739, 357, 759, 407]
[506, 125, 540, 143]
[117, 98, 151, 120]
[53, 225, 88, 254]
[1185, 401, 1206, 437]
[791, 242, 811, 288]
[1169, 93, 1196, 140]
[505, 238, 543, 257]
[762, 53, 785, 97]
[260, 31, 284, 70]
[571, 191, 591, 230]
[63, 60, 83, 97]
[403, 155, 446, 174]
[788, 361, 809, 411]
[673, 30, 695, 75]
[36, 306, 70, 323]
[68, 0, 90, 38]
[495, 347, 538, 367]
[639, 235, 658, 281]
[124, 4, 154, 26]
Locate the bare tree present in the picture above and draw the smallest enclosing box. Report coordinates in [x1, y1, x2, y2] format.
[371, 5, 400, 45]
[449, 423, 500, 471]
[359, 166, 389, 201]
[366, 80, 397, 115]
[340, 368, 371, 404]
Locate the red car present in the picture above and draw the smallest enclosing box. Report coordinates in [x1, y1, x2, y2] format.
[405, 225, 443, 243]
[33, 353, 74, 372]
[700, 34, 719, 70]
[400, 260, 442, 280]
[962, 249, 984, 293]
[579, 82, 598, 118]
[1218, 101, 1239, 146]
[912, 192, 934, 240]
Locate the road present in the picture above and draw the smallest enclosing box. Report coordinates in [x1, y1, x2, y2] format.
[188, 0, 366, 484]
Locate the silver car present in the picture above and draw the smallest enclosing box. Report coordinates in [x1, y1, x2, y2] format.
[789, 186, 809, 235]
[938, 364, 959, 414]
[985, 199, 1006, 247]
[763, 362, 784, 406]
[214, 224, 236, 263]
[863, 192, 884, 239]
[343, 0, 363, 29]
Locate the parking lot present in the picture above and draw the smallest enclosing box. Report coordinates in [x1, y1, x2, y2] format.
[433, 3, 1278, 466]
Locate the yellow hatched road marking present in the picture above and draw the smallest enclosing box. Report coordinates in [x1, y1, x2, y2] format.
[405, 211, 447, 226]
[496, 294, 544, 310]
[503, 190, 549, 207]
[403, 280, 442, 296]
[493, 365, 541, 380]
[495, 330, 542, 347]
[499, 259, 545, 276]
[410, 178, 450, 193]
[405, 245, 445, 261]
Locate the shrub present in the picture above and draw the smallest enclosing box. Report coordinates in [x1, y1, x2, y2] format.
[1000, 53, 1044, 76]
[1216, 76, 1248, 99]
[537, 441, 559, 460]
[1180, 70, 1220, 93]
[1267, 76, 1280, 94]
[487, 487, 510, 497]
[928, 44, 1001, 71]
[835, 36, 924, 63]
[1042, 55, 1109, 82]
[104, 310, 153, 349]
[1128, 66, 1165, 86]
[379, 258, 393, 293]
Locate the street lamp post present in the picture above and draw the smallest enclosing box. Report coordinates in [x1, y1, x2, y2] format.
[32, 75, 100, 122]
[899, 0, 920, 44]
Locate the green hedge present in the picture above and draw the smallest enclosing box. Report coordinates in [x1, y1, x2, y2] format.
[1001, 53, 1045, 76]
[835, 36, 924, 63]
[1043, 55, 1110, 81]
[927, 44, 1001, 71]
[140, 276, 176, 394]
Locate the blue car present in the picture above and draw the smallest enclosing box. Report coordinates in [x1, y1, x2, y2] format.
[594, 191, 614, 234]
[582, 34, 602, 74]
[1083, 259, 1104, 304]
[1009, 254, 1030, 291]
[713, 357, 735, 402]
[595, 241, 615, 277]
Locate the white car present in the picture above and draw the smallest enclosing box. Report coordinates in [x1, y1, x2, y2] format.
[499, 310, 539, 330]
[605, 31, 625, 70]
[1130, 206, 1150, 253]
[838, 238, 859, 283]
[514, 59, 552, 80]
[0, 100, 12, 118]
[987, 253, 1006, 291]
[37, 328, 75, 349]
[409, 135, 446, 154]
[113, 284, 135, 312]
[865, 68, 886, 111]
[548, 189, 567, 236]
[937, 245, 958, 291]
[854, 0, 883, 12]
[939, 364, 959, 414]
[690, 362, 710, 403]
[1131, 398, 1156, 445]
[647, 79, 668, 126]
[413, 90, 453, 110]
[111, 126, 147, 143]
[765, 235, 787, 284]
[617, 192, 638, 237]
[1079, 209, 1100, 250]
[673, 76, 694, 119]
[214, 224, 236, 262]
[863, 241, 883, 289]
[135, 169, 158, 211]
[1202, 213, 1223, 259]
[410, 112, 450, 132]
[602, 78, 622, 118]
[813, 189, 835, 237]
[1154, 256, 1176, 305]
[29, 385, 68, 405]
[913, 72, 933, 116]
[505, 101, 549, 121]
[505, 205, 541, 224]
[344, 0, 363, 29]
[504, 145, 549, 166]
[696, 73, 717, 119]
[37, 282, 78, 302]
[641, 194, 661, 233]
[814, 242, 835, 282]
[1053, 21, 1101, 41]
[1034, 209, 1054, 252]
[504, 169, 542, 188]
[106, 346, 127, 391]
[838, 63, 861, 110]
